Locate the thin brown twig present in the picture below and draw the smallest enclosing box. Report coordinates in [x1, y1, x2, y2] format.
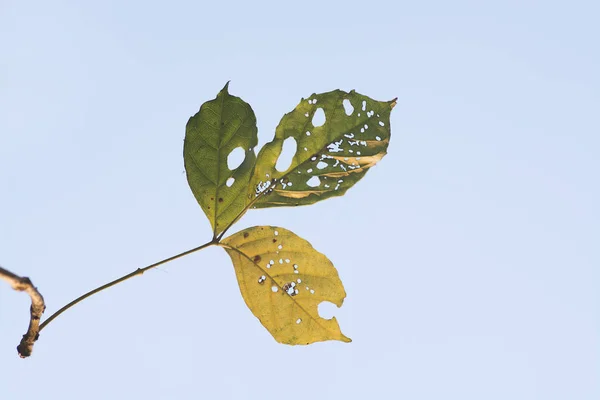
[0, 265, 46, 358]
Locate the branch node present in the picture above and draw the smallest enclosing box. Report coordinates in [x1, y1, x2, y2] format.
[0, 266, 46, 358]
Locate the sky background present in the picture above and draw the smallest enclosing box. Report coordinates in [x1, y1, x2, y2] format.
[1, 0, 598, 399]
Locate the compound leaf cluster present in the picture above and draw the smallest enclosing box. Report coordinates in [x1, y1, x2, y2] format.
[184, 83, 395, 344]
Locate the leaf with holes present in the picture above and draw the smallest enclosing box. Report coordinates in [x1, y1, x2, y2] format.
[221, 226, 351, 344]
[248, 90, 396, 208]
[184, 82, 258, 236]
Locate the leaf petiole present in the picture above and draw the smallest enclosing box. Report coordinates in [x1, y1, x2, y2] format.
[39, 239, 218, 333]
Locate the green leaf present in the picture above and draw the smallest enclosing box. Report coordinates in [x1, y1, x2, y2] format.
[221, 226, 351, 345]
[184, 83, 258, 236]
[249, 90, 396, 208]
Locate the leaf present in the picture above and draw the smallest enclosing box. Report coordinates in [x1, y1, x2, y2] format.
[249, 90, 396, 208]
[221, 226, 351, 345]
[184, 82, 258, 236]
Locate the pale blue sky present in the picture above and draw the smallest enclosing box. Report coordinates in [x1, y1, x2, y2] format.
[1, 1, 598, 399]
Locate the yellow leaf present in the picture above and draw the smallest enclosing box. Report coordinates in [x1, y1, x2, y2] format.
[221, 226, 351, 345]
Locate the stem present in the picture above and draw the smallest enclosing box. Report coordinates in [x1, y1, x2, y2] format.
[0, 265, 46, 357]
[39, 239, 217, 332]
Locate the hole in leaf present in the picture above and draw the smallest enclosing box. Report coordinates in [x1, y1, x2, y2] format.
[226, 177, 235, 187]
[296, 318, 302, 324]
[316, 161, 328, 170]
[318, 302, 337, 320]
[276, 137, 297, 172]
[271, 286, 278, 293]
[283, 282, 297, 295]
[327, 140, 343, 153]
[306, 176, 321, 187]
[361, 100, 367, 111]
[227, 147, 245, 170]
[343, 99, 354, 116]
[312, 108, 326, 127]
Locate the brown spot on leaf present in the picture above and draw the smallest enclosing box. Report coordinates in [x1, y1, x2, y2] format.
[218, 198, 224, 203]
[253, 255, 261, 263]
[243, 232, 249, 238]
[272, 239, 277, 243]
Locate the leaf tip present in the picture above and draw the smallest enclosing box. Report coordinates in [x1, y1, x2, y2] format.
[341, 334, 352, 343]
[389, 97, 398, 109]
[221, 81, 231, 94]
